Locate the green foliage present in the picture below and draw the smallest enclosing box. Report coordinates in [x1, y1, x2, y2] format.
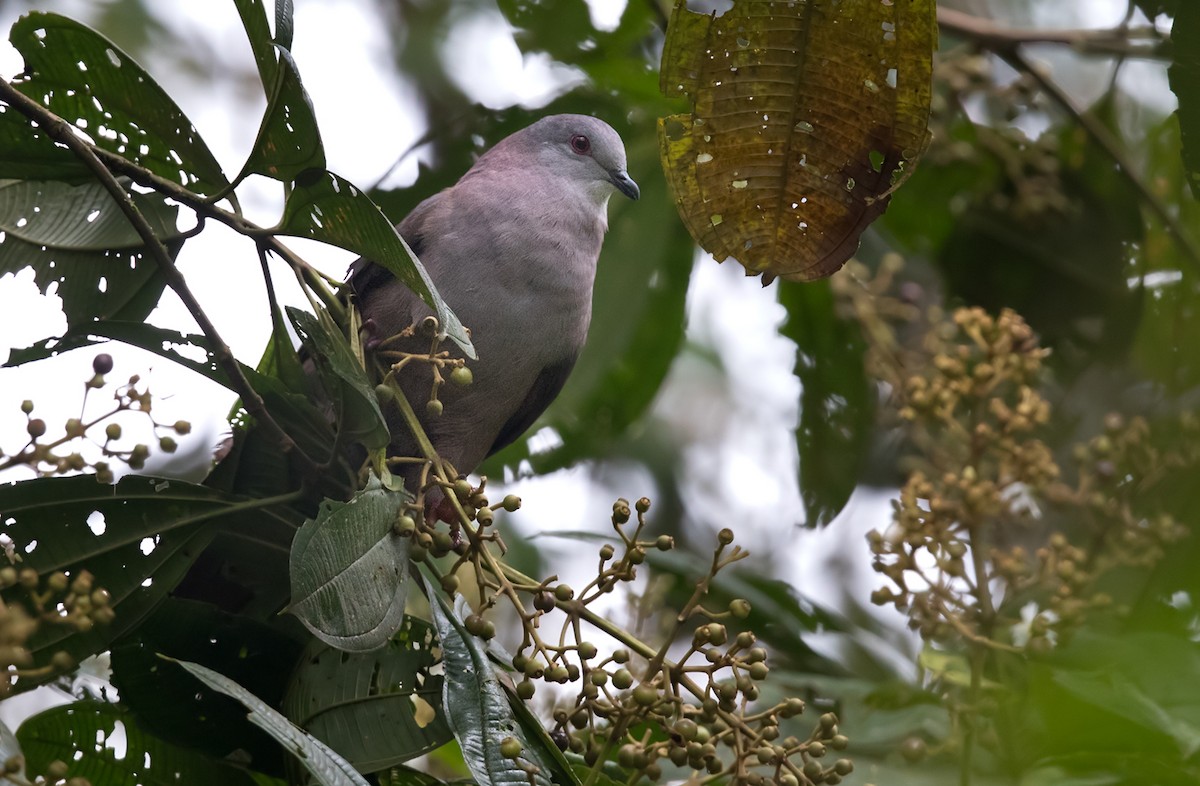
[0, 3, 1197, 786]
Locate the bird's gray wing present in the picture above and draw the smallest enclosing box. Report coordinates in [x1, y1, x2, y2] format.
[487, 353, 579, 457]
[346, 188, 448, 298]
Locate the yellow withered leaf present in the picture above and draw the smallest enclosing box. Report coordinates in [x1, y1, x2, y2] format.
[658, 0, 936, 282]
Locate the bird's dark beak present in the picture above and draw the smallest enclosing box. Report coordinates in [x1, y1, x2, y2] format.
[610, 169, 640, 201]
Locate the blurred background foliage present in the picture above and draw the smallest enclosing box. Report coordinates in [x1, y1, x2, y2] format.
[1, 0, 1199, 784]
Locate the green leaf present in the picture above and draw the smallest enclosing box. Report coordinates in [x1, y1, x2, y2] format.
[110, 598, 305, 775]
[425, 585, 557, 786]
[232, 0, 277, 91]
[283, 616, 453, 772]
[0, 474, 267, 688]
[274, 0, 296, 51]
[238, 47, 327, 182]
[289, 307, 388, 451]
[167, 658, 370, 786]
[1170, 3, 1200, 199]
[288, 474, 412, 651]
[657, 0, 935, 281]
[0, 179, 181, 331]
[276, 169, 474, 358]
[17, 701, 261, 786]
[778, 279, 872, 527]
[3, 320, 215, 369]
[3, 13, 229, 195]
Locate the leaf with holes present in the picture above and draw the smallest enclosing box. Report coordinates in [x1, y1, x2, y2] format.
[0, 179, 182, 331]
[658, 0, 936, 281]
[277, 169, 474, 358]
[17, 701, 261, 786]
[283, 617, 453, 771]
[239, 47, 327, 182]
[2, 12, 230, 195]
[0, 474, 286, 691]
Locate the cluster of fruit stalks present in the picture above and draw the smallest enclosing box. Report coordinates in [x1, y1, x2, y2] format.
[0, 566, 112, 707]
[2, 353, 192, 480]
[406, 482, 854, 786]
[864, 302, 1188, 653]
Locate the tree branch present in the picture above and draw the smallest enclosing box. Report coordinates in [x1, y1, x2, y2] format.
[0, 77, 325, 478]
[937, 7, 1171, 60]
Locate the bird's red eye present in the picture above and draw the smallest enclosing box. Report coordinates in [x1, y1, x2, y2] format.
[570, 134, 591, 155]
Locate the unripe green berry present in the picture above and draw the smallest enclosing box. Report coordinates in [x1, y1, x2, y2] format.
[0, 567, 15, 588]
[449, 366, 473, 386]
[27, 419, 46, 438]
[426, 399, 444, 417]
[50, 651, 75, 672]
[834, 758, 853, 775]
[808, 741, 827, 758]
[516, 680, 535, 700]
[819, 712, 838, 730]
[577, 641, 597, 659]
[18, 568, 38, 590]
[475, 507, 493, 526]
[674, 719, 699, 741]
[20, 400, 33, 414]
[656, 535, 674, 551]
[612, 668, 634, 690]
[64, 418, 85, 439]
[554, 583, 575, 602]
[717, 528, 734, 545]
[159, 436, 178, 453]
[748, 662, 769, 681]
[830, 734, 849, 750]
[729, 598, 751, 618]
[803, 759, 824, 780]
[632, 683, 658, 706]
[599, 544, 615, 560]
[47, 572, 68, 593]
[612, 648, 630, 664]
[501, 494, 521, 512]
[589, 670, 607, 687]
[441, 574, 460, 594]
[499, 736, 522, 759]
[452, 479, 472, 501]
[173, 420, 192, 435]
[46, 760, 69, 779]
[394, 515, 417, 537]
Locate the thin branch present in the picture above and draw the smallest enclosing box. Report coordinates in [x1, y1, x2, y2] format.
[1001, 49, 1200, 274]
[937, 7, 1171, 60]
[0, 77, 324, 479]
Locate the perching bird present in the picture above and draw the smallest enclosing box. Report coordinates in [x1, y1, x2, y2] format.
[347, 114, 639, 494]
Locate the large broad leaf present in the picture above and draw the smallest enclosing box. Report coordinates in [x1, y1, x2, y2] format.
[658, 0, 936, 281]
[276, 169, 474, 358]
[0, 179, 181, 334]
[778, 279, 871, 527]
[110, 598, 305, 776]
[167, 657, 370, 786]
[1, 13, 229, 194]
[283, 616, 453, 772]
[0, 475, 276, 689]
[289, 307, 388, 451]
[288, 474, 411, 651]
[425, 586, 559, 786]
[1170, 3, 1200, 199]
[17, 701, 263, 786]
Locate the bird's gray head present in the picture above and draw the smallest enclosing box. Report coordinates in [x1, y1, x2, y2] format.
[490, 114, 640, 204]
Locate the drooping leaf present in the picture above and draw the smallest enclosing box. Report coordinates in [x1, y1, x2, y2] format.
[1169, 2, 1200, 199]
[288, 474, 411, 651]
[282, 616, 453, 772]
[3, 320, 215, 370]
[110, 598, 305, 775]
[425, 584, 557, 786]
[2, 12, 229, 194]
[0, 474, 273, 689]
[238, 48, 327, 183]
[166, 657, 370, 786]
[17, 701, 263, 786]
[778, 279, 871, 527]
[0, 179, 181, 331]
[658, 0, 936, 281]
[288, 307, 388, 451]
[276, 169, 474, 358]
